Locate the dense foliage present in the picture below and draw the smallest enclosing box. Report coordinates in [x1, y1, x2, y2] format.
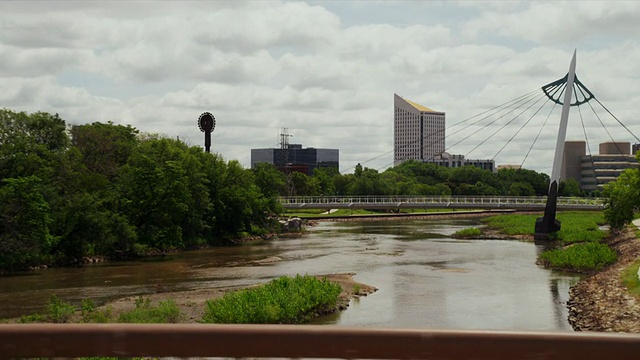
[0, 109, 282, 271]
[603, 155, 640, 230]
[202, 275, 342, 324]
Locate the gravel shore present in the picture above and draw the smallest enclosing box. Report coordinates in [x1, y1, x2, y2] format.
[567, 226, 640, 332]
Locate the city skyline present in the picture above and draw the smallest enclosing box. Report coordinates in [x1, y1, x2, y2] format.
[2, 1, 640, 175]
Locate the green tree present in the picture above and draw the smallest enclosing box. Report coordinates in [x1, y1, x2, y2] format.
[603, 168, 640, 230]
[253, 162, 287, 197]
[290, 171, 320, 196]
[0, 177, 54, 270]
[508, 182, 536, 196]
[0, 109, 68, 181]
[497, 168, 549, 196]
[70, 122, 139, 179]
[117, 139, 194, 250]
[333, 173, 355, 195]
[558, 178, 582, 197]
[312, 167, 337, 196]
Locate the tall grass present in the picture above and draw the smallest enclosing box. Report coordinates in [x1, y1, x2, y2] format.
[202, 274, 342, 324]
[539, 242, 617, 271]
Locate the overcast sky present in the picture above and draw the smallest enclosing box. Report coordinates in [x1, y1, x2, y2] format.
[2, 1, 639, 175]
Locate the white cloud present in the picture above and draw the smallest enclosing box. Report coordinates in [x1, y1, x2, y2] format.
[0, 0, 638, 175]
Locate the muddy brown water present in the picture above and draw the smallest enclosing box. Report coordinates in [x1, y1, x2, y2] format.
[0, 218, 579, 331]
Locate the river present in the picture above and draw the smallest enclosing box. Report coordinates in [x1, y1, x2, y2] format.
[0, 218, 579, 331]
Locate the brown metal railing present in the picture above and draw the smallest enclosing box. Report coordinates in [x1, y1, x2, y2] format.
[1, 324, 640, 359]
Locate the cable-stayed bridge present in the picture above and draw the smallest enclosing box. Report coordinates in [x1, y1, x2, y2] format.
[355, 56, 639, 176]
[279, 195, 604, 211]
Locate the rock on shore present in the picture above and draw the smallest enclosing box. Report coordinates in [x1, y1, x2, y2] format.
[567, 227, 640, 332]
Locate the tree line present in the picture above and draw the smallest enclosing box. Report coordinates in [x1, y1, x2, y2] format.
[267, 159, 584, 198]
[0, 109, 281, 271]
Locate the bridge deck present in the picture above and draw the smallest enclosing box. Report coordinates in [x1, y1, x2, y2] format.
[279, 196, 605, 211]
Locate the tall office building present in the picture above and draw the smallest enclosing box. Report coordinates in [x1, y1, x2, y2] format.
[394, 94, 445, 166]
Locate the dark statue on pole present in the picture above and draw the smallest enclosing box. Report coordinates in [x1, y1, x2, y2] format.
[198, 112, 216, 153]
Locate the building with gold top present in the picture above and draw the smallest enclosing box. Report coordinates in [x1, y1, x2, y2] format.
[394, 94, 446, 166]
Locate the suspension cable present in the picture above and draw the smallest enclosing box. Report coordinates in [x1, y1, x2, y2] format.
[521, 101, 557, 168]
[593, 98, 640, 143]
[492, 96, 552, 160]
[587, 100, 627, 154]
[464, 92, 546, 158]
[447, 91, 544, 152]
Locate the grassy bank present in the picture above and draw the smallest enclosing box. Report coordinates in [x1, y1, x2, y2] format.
[479, 212, 616, 272]
[482, 212, 606, 243]
[202, 274, 342, 324]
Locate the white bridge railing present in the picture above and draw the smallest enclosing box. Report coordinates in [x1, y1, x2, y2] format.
[278, 196, 605, 211]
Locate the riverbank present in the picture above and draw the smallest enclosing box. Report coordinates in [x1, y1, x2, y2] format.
[567, 225, 640, 332]
[98, 273, 377, 324]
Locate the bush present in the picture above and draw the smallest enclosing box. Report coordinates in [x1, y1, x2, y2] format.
[118, 297, 182, 323]
[18, 313, 45, 323]
[202, 274, 342, 324]
[48, 295, 76, 323]
[539, 242, 617, 271]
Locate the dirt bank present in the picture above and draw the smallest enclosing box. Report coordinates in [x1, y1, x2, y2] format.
[567, 227, 640, 332]
[100, 273, 377, 323]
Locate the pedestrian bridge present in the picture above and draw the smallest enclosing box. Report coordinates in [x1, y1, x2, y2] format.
[279, 195, 605, 211]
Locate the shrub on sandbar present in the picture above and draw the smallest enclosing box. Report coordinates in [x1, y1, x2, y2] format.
[202, 274, 342, 324]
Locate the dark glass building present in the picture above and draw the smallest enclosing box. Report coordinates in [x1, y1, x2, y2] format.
[251, 144, 339, 176]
